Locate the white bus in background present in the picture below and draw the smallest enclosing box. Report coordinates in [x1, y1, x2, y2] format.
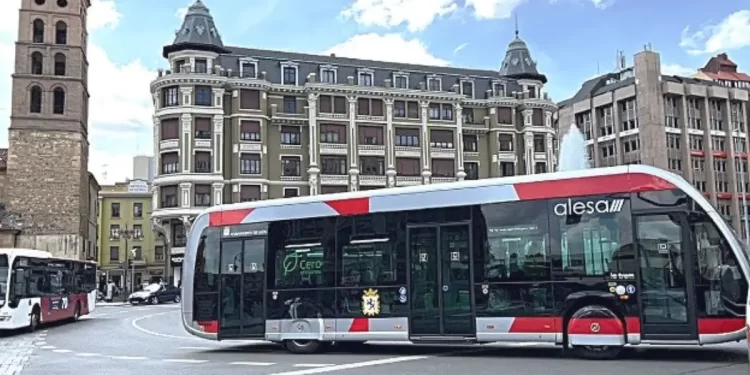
[0, 248, 97, 331]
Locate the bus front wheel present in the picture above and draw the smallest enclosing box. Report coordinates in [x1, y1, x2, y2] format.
[284, 339, 325, 354]
[28, 307, 40, 332]
[566, 304, 624, 360]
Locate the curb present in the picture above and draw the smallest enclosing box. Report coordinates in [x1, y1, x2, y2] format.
[95, 302, 128, 307]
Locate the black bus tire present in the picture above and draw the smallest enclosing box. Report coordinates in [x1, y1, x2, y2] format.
[28, 306, 40, 332]
[284, 339, 323, 354]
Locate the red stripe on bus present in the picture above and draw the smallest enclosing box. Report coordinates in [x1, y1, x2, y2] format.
[508, 317, 561, 333]
[209, 209, 254, 227]
[697, 318, 745, 334]
[325, 198, 370, 216]
[349, 317, 369, 332]
[625, 317, 640, 334]
[198, 320, 218, 333]
[567, 317, 624, 335]
[514, 173, 675, 200]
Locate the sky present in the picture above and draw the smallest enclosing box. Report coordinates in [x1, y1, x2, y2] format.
[0, 0, 749, 185]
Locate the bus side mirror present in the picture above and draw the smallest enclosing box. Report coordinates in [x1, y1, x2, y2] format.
[13, 269, 25, 296]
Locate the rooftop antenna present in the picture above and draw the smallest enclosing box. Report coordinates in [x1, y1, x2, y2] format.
[514, 12, 519, 38]
[102, 163, 108, 184]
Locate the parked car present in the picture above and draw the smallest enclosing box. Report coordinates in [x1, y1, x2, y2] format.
[128, 283, 181, 305]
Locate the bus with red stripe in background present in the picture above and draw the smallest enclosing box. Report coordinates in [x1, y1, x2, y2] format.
[179, 165, 749, 359]
[0, 248, 98, 331]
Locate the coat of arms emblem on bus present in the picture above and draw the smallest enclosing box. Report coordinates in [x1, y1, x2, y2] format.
[362, 288, 380, 316]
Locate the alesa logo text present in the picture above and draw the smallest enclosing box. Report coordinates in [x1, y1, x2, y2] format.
[553, 198, 625, 216]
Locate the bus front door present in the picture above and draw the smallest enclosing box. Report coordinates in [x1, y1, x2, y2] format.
[633, 213, 698, 341]
[407, 223, 475, 339]
[218, 238, 267, 339]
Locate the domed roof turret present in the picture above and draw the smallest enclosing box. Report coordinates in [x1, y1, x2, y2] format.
[162, 0, 229, 58]
[498, 31, 547, 83]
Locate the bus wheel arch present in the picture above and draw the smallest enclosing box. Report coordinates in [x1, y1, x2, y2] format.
[72, 301, 81, 321]
[562, 297, 626, 360]
[28, 304, 41, 332]
[283, 339, 328, 354]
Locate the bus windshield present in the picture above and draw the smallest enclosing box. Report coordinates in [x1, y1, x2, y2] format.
[0, 254, 7, 306]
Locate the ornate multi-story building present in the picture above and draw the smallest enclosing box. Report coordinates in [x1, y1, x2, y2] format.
[150, 0, 557, 283]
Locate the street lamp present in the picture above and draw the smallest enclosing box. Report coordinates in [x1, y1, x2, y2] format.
[119, 225, 143, 295]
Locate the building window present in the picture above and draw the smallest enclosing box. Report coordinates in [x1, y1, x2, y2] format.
[32, 19, 44, 43]
[463, 134, 478, 152]
[162, 86, 179, 107]
[427, 77, 441, 91]
[240, 185, 261, 202]
[463, 108, 475, 124]
[461, 81, 474, 98]
[282, 66, 297, 85]
[171, 222, 186, 247]
[54, 53, 66, 76]
[160, 118, 179, 140]
[393, 101, 406, 117]
[428, 103, 440, 120]
[132, 224, 143, 238]
[498, 134, 513, 151]
[396, 157, 420, 176]
[320, 68, 336, 84]
[533, 135, 546, 152]
[281, 156, 301, 176]
[154, 246, 164, 261]
[359, 126, 384, 145]
[395, 127, 419, 146]
[194, 151, 211, 173]
[283, 188, 299, 198]
[240, 154, 261, 174]
[360, 156, 385, 175]
[358, 72, 374, 86]
[280, 126, 300, 145]
[535, 162, 547, 174]
[430, 129, 454, 148]
[357, 98, 384, 116]
[55, 21, 67, 44]
[194, 86, 212, 106]
[441, 104, 453, 120]
[240, 120, 260, 141]
[464, 162, 479, 180]
[432, 159, 455, 177]
[53, 88, 65, 114]
[500, 161, 515, 176]
[160, 185, 178, 208]
[239, 89, 260, 110]
[320, 124, 346, 143]
[283, 96, 296, 113]
[29, 86, 42, 113]
[133, 202, 142, 218]
[240, 60, 257, 78]
[194, 184, 211, 206]
[492, 82, 505, 97]
[393, 74, 408, 89]
[319, 95, 347, 114]
[321, 156, 347, 175]
[194, 117, 211, 139]
[109, 224, 120, 239]
[30, 52, 43, 75]
[194, 59, 207, 74]
[161, 152, 179, 174]
[111, 202, 120, 218]
[109, 246, 119, 262]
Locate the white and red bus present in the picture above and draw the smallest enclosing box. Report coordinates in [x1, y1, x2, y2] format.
[180, 165, 750, 359]
[0, 248, 97, 331]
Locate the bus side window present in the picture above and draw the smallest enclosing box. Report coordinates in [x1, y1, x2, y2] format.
[691, 218, 748, 317]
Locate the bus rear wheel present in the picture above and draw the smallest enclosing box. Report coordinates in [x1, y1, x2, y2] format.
[284, 339, 325, 354]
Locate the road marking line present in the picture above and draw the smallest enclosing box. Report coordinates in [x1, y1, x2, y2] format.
[110, 356, 148, 360]
[229, 362, 275, 366]
[293, 364, 334, 368]
[162, 359, 209, 364]
[52, 349, 72, 353]
[76, 353, 101, 357]
[40, 346, 55, 349]
[37, 341, 47, 345]
[267, 356, 429, 375]
[178, 346, 221, 350]
[131, 311, 269, 346]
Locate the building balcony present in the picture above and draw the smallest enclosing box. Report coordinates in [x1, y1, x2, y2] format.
[194, 138, 212, 149]
[356, 115, 385, 122]
[360, 175, 386, 187]
[358, 144, 385, 157]
[395, 146, 421, 158]
[497, 151, 516, 162]
[534, 152, 547, 161]
[432, 176, 457, 184]
[151, 206, 206, 220]
[152, 173, 223, 186]
[320, 143, 348, 155]
[321, 174, 348, 185]
[396, 176, 421, 187]
[159, 139, 180, 151]
[430, 147, 456, 158]
[318, 112, 348, 120]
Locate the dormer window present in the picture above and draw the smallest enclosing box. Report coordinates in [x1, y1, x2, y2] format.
[492, 82, 505, 97]
[393, 72, 408, 89]
[174, 59, 187, 73]
[358, 69, 374, 86]
[427, 76, 441, 91]
[460, 79, 474, 98]
[281, 61, 299, 85]
[525, 85, 537, 99]
[240, 58, 257, 78]
[194, 59, 207, 74]
[320, 67, 336, 84]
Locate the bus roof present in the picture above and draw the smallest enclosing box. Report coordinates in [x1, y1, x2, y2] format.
[206, 164, 682, 227]
[0, 248, 96, 264]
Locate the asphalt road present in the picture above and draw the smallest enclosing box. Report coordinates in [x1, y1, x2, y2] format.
[0, 303, 747, 375]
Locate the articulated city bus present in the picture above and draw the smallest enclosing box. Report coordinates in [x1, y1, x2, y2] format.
[180, 165, 749, 359]
[0, 248, 97, 331]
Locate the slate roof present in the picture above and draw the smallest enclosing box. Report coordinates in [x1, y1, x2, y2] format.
[163, 0, 229, 58]
[498, 33, 547, 84]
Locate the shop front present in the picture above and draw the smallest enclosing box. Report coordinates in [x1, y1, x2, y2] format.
[171, 253, 183, 287]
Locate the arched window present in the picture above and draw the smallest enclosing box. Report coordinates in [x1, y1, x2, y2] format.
[32, 19, 44, 43]
[30, 86, 42, 113]
[55, 21, 67, 45]
[54, 53, 66, 76]
[31, 52, 43, 75]
[53, 87, 65, 114]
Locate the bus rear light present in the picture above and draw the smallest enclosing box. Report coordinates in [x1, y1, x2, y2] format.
[197, 320, 218, 333]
